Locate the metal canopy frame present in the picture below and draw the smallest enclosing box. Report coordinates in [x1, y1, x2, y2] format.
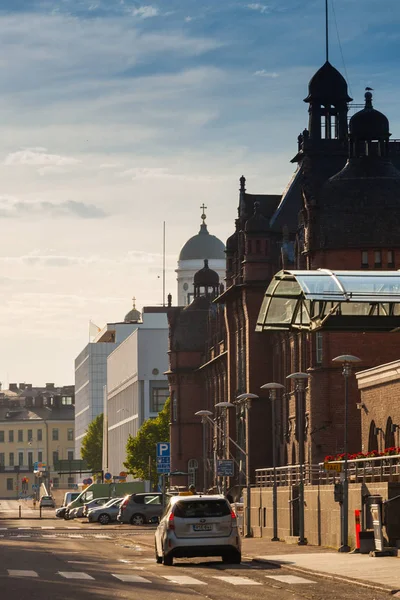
[256, 269, 400, 332]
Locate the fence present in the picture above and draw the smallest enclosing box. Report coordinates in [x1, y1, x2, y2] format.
[255, 453, 400, 487]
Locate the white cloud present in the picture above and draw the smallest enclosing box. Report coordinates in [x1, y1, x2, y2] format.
[247, 3, 270, 13]
[0, 197, 107, 219]
[4, 147, 80, 168]
[131, 5, 160, 18]
[254, 70, 279, 78]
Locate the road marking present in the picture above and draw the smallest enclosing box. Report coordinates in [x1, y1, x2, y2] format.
[67, 561, 96, 565]
[41, 527, 55, 529]
[93, 535, 112, 539]
[112, 574, 152, 583]
[18, 527, 32, 530]
[0, 528, 8, 530]
[163, 575, 207, 585]
[42, 535, 57, 538]
[58, 571, 94, 580]
[8, 570, 38, 578]
[214, 576, 262, 586]
[266, 575, 316, 584]
[66, 527, 80, 529]
[16, 535, 31, 538]
[68, 535, 84, 538]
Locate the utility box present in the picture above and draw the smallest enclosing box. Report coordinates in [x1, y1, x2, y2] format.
[359, 530, 375, 554]
[334, 482, 343, 503]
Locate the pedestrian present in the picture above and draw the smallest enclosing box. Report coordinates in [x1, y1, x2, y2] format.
[188, 484, 197, 495]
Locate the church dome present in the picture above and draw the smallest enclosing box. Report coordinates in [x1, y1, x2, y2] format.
[349, 92, 390, 140]
[193, 259, 219, 287]
[304, 61, 352, 104]
[124, 298, 141, 323]
[179, 208, 225, 261]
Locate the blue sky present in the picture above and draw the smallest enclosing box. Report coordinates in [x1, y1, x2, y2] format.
[0, 0, 399, 384]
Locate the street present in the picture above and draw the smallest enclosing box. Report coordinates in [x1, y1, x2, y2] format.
[0, 514, 391, 600]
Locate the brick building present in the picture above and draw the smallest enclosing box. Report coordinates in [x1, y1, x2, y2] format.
[167, 59, 400, 488]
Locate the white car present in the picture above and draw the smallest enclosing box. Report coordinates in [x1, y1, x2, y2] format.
[69, 497, 109, 519]
[154, 494, 241, 566]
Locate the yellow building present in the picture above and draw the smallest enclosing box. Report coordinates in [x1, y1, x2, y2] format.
[0, 384, 75, 499]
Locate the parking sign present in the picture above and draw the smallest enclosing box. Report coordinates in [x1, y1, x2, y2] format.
[156, 442, 171, 474]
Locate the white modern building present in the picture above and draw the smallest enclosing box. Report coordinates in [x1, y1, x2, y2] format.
[176, 208, 225, 306]
[74, 301, 143, 457]
[105, 307, 169, 477]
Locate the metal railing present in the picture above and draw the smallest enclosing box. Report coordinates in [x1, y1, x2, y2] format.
[255, 454, 400, 487]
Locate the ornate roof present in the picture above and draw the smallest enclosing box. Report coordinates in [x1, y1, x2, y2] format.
[194, 259, 219, 287]
[124, 297, 141, 323]
[304, 61, 352, 104]
[349, 92, 390, 140]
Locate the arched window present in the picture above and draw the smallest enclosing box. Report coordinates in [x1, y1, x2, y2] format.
[368, 420, 378, 452]
[385, 417, 395, 449]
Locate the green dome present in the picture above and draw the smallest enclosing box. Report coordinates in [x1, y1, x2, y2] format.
[179, 224, 225, 261]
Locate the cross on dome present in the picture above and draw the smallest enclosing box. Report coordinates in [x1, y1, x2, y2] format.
[200, 203, 207, 224]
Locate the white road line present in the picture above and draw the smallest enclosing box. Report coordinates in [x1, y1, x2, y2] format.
[66, 527, 80, 529]
[93, 535, 111, 539]
[266, 575, 317, 584]
[16, 535, 31, 538]
[8, 570, 38, 578]
[112, 574, 152, 583]
[58, 571, 94, 580]
[18, 527, 32, 530]
[68, 535, 84, 538]
[41, 527, 55, 529]
[42, 535, 57, 538]
[0, 528, 8, 530]
[163, 575, 207, 586]
[214, 576, 262, 586]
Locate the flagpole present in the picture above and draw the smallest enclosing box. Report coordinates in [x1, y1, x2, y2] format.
[325, 0, 329, 62]
[162, 221, 166, 306]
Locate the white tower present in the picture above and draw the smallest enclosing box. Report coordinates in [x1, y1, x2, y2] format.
[176, 205, 225, 306]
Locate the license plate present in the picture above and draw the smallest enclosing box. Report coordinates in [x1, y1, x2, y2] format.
[193, 524, 212, 531]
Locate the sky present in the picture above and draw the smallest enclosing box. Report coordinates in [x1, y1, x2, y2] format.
[0, 0, 399, 386]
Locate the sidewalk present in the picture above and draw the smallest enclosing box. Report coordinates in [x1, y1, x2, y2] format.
[243, 537, 400, 594]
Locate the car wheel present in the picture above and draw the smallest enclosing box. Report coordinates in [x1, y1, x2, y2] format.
[98, 513, 110, 525]
[223, 550, 241, 564]
[163, 552, 173, 566]
[155, 542, 163, 564]
[130, 513, 146, 526]
[64, 511, 70, 520]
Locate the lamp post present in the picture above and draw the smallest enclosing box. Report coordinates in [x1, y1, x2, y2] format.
[286, 372, 309, 545]
[236, 393, 259, 538]
[215, 402, 235, 496]
[260, 383, 285, 541]
[194, 410, 213, 492]
[332, 354, 361, 553]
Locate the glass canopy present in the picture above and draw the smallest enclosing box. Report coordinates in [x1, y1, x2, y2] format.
[256, 269, 400, 332]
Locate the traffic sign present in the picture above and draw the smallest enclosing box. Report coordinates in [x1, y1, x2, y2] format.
[104, 472, 112, 480]
[157, 442, 171, 474]
[157, 442, 170, 458]
[217, 459, 234, 477]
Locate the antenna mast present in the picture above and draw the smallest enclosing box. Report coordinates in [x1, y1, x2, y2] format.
[162, 221, 166, 306]
[325, 0, 329, 62]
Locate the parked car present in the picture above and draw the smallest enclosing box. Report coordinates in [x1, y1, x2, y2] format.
[154, 494, 241, 566]
[87, 497, 123, 525]
[118, 492, 163, 525]
[68, 497, 110, 520]
[55, 506, 66, 518]
[40, 495, 55, 508]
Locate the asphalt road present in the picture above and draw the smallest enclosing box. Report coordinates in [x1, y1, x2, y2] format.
[0, 517, 391, 600]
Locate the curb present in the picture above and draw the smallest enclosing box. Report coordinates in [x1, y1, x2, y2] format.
[250, 556, 397, 595]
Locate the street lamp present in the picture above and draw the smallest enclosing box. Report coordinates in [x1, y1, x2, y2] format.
[215, 402, 235, 497]
[332, 354, 361, 553]
[286, 372, 309, 545]
[236, 393, 259, 538]
[260, 383, 285, 541]
[194, 410, 213, 492]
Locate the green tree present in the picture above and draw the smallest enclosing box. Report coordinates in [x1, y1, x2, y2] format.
[81, 413, 103, 473]
[124, 398, 170, 487]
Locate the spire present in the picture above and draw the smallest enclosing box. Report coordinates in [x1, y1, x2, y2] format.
[199, 203, 209, 234]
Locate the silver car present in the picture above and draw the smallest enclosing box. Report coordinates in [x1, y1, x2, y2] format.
[154, 494, 241, 566]
[69, 497, 110, 519]
[87, 497, 123, 525]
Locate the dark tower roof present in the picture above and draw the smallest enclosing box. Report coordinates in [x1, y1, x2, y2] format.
[193, 259, 219, 287]
[304, 61, 352, 103]
[245, 201, 270, 233]
[349, 91, 390, 140]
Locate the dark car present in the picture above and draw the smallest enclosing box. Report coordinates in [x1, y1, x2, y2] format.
[118, 493, 163, 525]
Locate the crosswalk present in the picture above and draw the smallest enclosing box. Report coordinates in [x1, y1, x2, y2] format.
[0, 533, 114, 539]
[5, 569, 316, 586]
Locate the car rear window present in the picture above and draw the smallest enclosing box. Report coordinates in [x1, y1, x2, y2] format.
[173, 500, 230, 518]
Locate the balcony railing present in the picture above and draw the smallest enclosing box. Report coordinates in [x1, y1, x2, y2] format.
[255, 454, 400, 487]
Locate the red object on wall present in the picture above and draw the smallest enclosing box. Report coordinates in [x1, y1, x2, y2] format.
[355, 509, 361, 550]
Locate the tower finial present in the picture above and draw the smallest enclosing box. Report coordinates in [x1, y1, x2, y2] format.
[200, 203, 207, 225]
[132, 296, 136, 309]
[240, 175, 246, 192]
[364, 90, 373, 109]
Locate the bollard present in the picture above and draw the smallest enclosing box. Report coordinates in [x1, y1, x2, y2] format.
[354, 509, 361, 551]
[19, 505, 21, 519]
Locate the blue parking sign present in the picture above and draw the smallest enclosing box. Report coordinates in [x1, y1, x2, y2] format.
[156, 442, 170, 474]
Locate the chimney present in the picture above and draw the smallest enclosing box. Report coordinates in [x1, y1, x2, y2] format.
[9, 383, 18, 392]
[19, 383, 26, 391]
[35, 395, 44, 408]
[45, 383, 55, 391]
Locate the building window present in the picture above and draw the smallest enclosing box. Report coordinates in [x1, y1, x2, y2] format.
[9, 453, 14, 467]
[18, 452, 23, 467]
[9, 430, 14, 443]
[6, 478, 13, 491]
[27, 430, 33, 442]
[38, 451, 43, 463]
[67, 428, 74, 441]
[67, 451, 74, 461]
[0, 453, 4, 466]
[68, 477, 75, 487]
[316, 331, 323, 365]
[18, 430, 23, 443]
[150, 388, 169, 413]
[255, 239, 261, 254]
[374, 250, 382, 268]
[0, 431, 4, 443]
[172, 395, 178, 423]
[388, 250, 395, 268]
[361, 251, 368, 268]
[28, 452, 33, 468]
[52, 451, 59, 466]
[52, 428, 59, 441]
[37, 429, 42, 442]
[52, 477, 59, 488]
